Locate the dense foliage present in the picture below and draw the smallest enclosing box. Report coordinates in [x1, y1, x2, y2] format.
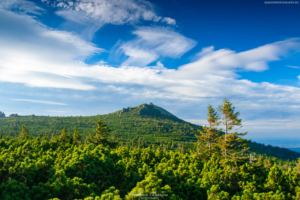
[0, 132, 300, 199]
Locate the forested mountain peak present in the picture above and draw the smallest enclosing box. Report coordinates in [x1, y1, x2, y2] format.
[116, 103, 186, 123]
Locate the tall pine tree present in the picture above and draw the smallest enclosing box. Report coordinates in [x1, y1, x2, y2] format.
[73, 126, 81, 146]
[19, 124, 30, 140]
[59, 126, 70, 145]
[217, 97, 249, 160]
[87, 115, 117, 148]
[196, 104, 221, 159]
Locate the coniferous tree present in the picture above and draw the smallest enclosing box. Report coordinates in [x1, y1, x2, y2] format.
[196, 104, 221, 159]
[0, 111, 5, 118]
[19, 124, 30, 140]
[217, 97, 249, 160]
[296, 158, 300, 173]
[41, 133, 49, 141]
[264, 164, 286, 192]
[59, 126, 70, 145]
[73, 126, 81, 146]
[181, 144, 185, 154]
[87, 116, 117, 148]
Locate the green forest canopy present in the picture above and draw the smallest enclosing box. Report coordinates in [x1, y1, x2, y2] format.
[0, 118, 299, 199]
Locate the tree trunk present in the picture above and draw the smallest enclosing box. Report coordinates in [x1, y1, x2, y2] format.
[225, 118, 227, 159]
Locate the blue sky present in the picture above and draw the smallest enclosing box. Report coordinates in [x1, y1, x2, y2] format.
[0, 0, 300, 147]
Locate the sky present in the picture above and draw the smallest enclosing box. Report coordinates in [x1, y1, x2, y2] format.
[0, 0, 300, 147]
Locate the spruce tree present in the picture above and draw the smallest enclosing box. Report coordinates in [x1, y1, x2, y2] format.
[87, 116, 117, 148]
[59, 126, 70, 145]
[181, 144, 185, 154]
[0, 111, 5, 118]
[19, 124, 30, 140]
[73, 126, 81, 146]
[196, 104, 221, 159]
[217, 97, 249, 160]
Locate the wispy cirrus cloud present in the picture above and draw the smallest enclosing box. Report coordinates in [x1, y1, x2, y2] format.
[287, 65, 300, 69]
[42, 0, 176, 39]
[116, 27, 197, 66]
[161, 17, 176, 25]
[164, 38, 300, 80]
[11, 99, 67, 105]
[0, 9, 100, 90]
[0, 0, 45, 15]
[51, 0, 175, 25]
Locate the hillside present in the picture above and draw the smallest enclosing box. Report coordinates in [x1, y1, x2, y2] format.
[0, 103, 299, 160]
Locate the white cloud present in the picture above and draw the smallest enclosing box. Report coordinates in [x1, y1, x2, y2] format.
[44, 0, 176, 38]
[161, 17, 176, 25]
[118, 27, 197, 66]
[162, 38, 300, 80]
[0, 69, 95, 90]
[184, 119, 208, 126]
[1, 9, 300, 99]
[121, 48, 159, 67]
[1, 11, 300, 99]
[0, 9, 101, 90]
[287, 65, 300, 69]
[0, 0, 45, 15]
[55, 9, 91, 24]
[11, 99, 67, 105]
[192, 46, 215, 60]
[53, 0, 157, 24]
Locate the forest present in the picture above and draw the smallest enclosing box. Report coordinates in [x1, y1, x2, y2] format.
[0, 98, 300, 199]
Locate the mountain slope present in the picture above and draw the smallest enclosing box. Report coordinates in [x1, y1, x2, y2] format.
[0, 103, 299, 160]
[0, 103, 199, 147]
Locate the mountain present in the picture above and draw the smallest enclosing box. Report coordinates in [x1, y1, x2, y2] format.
[0, 103, 199, 148]
[0, 103, 299, 160]
[136, 103, 186, 123]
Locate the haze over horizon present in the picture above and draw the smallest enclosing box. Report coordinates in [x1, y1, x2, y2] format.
[0, 0, 300, 148]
